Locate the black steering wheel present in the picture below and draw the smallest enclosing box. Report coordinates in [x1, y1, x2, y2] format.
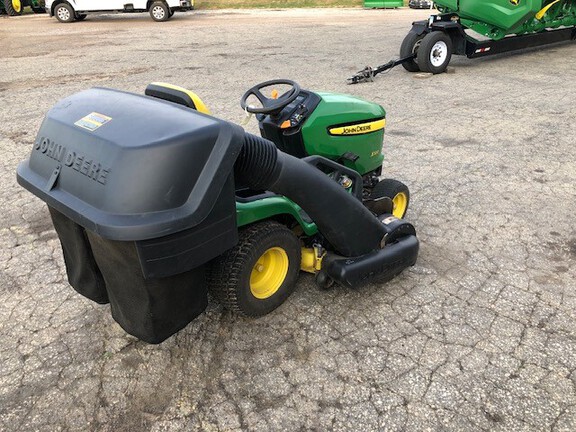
[240, 79, 301, 115]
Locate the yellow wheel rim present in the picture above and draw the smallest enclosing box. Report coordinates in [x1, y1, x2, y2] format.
[250, 247, 289, 299]
[13, 0, 21, 13]
[392, 192, 408, 218]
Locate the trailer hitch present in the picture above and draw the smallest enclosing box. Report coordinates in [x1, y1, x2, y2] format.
[347, 54, 415, 84]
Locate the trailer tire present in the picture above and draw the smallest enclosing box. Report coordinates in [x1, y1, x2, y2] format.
[370, 179, 410, 219]
[149, 1, 170, 21]
[54, 3, 76, 22]
[400, 31, 424, 72]
[417, 31, 452, 74]
[206, 221, 301, 318]
[4, 0, 23, 16]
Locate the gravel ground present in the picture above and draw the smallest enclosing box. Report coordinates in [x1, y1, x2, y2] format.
[1, 7, 576, 432]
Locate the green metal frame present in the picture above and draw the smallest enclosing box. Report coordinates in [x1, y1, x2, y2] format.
[435, 0, 576, 40]
[364, 0, 404, 8]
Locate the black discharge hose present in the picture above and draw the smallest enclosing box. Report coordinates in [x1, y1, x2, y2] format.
[234, 133, 387, 257]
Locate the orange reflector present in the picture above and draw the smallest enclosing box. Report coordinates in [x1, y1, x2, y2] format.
[271, 89, 279, 99]
[280, 120, 291, 129]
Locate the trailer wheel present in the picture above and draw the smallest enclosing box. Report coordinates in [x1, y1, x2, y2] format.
[149, 1, 170, 21]
[417, 31, 452, 74]
[370, 179, 410, 219]
[54, 3, 75, 22]
[400, 31, 424, 72]
[4, 0, 23, 16]
[207, 221, 301, 317]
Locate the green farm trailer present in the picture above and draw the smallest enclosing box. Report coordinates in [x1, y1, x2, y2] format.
[349, 0, 576, 82]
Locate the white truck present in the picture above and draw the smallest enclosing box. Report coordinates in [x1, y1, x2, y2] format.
[45, 0, 193, 22]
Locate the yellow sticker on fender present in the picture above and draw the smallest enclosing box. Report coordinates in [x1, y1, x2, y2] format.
[329, 119, 386, 136]
[74, 112, 112, 131]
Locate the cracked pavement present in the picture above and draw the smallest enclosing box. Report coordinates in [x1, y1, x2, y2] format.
[1, 7, 576, 431]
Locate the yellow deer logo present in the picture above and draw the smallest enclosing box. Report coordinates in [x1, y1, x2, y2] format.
[510, 0, 520, 5]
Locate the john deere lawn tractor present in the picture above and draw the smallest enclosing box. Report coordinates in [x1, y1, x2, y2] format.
[17, 79, 418, 343]
[349, 0, 576, 82]
[1, 0, 45, 15]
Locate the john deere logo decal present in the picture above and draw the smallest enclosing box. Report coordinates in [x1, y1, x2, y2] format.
[510, 0, 520, 5]
[329, 119, 386, 136]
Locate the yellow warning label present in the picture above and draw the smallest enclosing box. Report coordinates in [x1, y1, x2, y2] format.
[74, 112, 112, 131]
[329, 119, 386, 136]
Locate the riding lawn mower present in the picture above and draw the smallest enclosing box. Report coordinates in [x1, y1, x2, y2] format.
[17, 80, 419, 343]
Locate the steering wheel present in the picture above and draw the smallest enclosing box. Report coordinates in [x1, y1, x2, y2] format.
[240, 79, 301, 115]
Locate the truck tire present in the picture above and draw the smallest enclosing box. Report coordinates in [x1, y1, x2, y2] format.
[400, 30, 424, 72]
[416, 31, 452, 74]
[4, 0, 24, 16]
[54, 3, 76, 22]
[206, 221, 301, 317]
[149, 1, 170, 22]
[370, 179, 410, 219]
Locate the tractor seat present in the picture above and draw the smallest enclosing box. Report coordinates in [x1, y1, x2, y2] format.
[145, 82, 211, 115]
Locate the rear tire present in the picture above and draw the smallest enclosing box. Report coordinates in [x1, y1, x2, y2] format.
[149, 1, 170, 22]
[206, 221, 301, 317]
[54, 3, 75, 22]
[400, 30, 424, 72]
[370, 179, 410, 219]
[417, 31, 452, 74]
[4, 0, 23, 16]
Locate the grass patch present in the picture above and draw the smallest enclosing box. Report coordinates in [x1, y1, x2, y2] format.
[195, 0, 366, 9]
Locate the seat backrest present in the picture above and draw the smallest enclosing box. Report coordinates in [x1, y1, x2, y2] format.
[145, 82, 211, 115]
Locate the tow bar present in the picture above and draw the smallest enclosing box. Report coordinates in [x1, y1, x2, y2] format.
[347, 54, 415, 84]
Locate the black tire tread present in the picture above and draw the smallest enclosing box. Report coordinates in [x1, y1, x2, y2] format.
[416, 31, 452, 74]
[400, 31, 423, 72]
[149, 1, 170, 21]
[54, 3, 75, 22]
[370, 179, 410, 219]
[4, 0, 22, 15]
[206, 221, 300, 317]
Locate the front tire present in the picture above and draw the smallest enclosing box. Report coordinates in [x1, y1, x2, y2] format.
[4, 0, 23, 16]
[54, 3, 75, 23]
[149, 1, 170, 22]
[400, 30, 424, 72]
[207, 221, 301, 317]
[370, 179, 410, 219]
[417, 31, 452, 74]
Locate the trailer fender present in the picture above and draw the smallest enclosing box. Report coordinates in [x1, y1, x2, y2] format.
[410, 20, 429, 36]
[426, 16, 468, 56]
